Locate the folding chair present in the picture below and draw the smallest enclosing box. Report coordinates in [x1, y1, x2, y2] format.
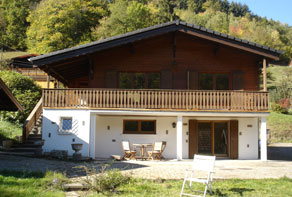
[181, 155, 216, 197]
[121, 141, 136, 160]
[147, 141, 165, 160]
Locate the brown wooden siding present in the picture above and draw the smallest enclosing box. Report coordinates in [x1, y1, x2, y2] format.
[68, 32, 261, 90]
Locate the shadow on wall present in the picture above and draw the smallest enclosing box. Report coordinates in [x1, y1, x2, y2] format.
[268, 145, 292, 161]
[42, 116, 89, 157]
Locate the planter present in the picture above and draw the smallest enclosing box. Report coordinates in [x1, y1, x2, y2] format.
[71, 143, 83, 160]
[2, 140, 13, 149]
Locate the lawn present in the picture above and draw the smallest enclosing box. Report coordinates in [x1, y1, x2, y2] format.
[83, 177, 292, 197]
[0, 170, 66, 197]
[0, 170, 291, 197]
[0, 120, 22, 142]
[1, 51, 29, 60]
[267, 112, 292, 143]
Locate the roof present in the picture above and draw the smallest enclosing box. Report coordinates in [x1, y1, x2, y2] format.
[11, 54, 38, 68]
[0, 78, 23, 111]
[29, 20, 282, 66]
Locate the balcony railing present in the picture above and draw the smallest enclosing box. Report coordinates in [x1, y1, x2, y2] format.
[42, 89, 269, 112]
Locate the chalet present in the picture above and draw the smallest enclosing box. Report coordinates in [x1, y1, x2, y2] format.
[10, 54, 55, 88]
[27, 21, 281, 160]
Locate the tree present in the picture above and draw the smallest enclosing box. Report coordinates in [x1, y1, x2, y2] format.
[92, 0, 160, 40]
[26, 0, 107, 54]
[0, 0, 40, 50]
[0, 70, 41, 124]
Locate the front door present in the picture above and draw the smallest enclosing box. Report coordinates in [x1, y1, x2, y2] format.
[189, 120, 229, 158]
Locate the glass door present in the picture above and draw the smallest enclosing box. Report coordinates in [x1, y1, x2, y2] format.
[197, 121, 229, 157]
[214, 122, 228, 156]
[198, 122, 212, 155]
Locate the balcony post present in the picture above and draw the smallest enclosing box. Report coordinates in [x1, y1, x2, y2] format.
[176, 116, 183, 161]
[260, 117, 267, 161]
[263, 58, 267, 91]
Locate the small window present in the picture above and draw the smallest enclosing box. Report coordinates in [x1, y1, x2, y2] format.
[123, 120, 156, 134]
[60, 117, 73, 133]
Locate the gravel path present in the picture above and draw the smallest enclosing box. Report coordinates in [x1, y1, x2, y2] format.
[0, 155, 291, 180]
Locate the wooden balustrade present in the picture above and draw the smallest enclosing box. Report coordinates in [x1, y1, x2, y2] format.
[42, 89, 269, 112]
[23, 97, 43, 142]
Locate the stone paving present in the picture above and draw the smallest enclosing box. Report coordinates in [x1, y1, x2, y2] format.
[0, 155, 291, 180]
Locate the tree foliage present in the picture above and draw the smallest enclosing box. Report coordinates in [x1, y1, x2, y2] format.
[26, 0, 107, 53]
[0, 0, 40, 50]
[0, 70, 41, 124]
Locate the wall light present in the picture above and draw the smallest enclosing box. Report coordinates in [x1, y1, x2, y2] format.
[172, 122, 176, 128]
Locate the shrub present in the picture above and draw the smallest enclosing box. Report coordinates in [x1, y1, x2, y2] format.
[271, 98, 290, 114]
[82, 164, 130, 194]
[0, 70, 41, 125]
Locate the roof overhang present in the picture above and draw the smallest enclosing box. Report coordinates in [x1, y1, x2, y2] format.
[29, 20, 282, 83]
[0, 78, 23, 111]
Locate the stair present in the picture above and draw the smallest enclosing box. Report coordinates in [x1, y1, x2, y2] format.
[0, 134, 44, 156]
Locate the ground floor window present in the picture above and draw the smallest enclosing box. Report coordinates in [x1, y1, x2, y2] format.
[123, 120, 156, 134]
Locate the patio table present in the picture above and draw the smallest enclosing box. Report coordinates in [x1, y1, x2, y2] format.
[133, 143, 152, 160]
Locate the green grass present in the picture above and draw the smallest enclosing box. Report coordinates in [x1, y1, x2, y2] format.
[0, 120, 22, 142]
[0, 51, 29, 60]
[267, 112, 292, 143]
[88, 177, 292, 197]
[0, 170, 67, 197]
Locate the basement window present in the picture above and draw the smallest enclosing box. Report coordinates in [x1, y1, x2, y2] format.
[123, 120, 156, 134]
[59, 117, 73, 134]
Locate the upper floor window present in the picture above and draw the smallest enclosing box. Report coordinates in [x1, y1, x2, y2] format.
[199, 73, 230, 90]
[119, 72, 160, 89]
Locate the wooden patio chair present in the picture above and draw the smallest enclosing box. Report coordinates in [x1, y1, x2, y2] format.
[121, 141, 136, 160]
[180, 155, 216, 197]
[147, 141, 166, 160]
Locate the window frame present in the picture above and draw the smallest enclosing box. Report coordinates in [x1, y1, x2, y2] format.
[118, 72, 160, 89]
[59, 116, 73, 134]
[123, 120, 156, 134]
[199, 72, 231, 90]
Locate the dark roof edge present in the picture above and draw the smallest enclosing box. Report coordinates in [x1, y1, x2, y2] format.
[0, 78, 23, 111]
[29, 20, 282, 65]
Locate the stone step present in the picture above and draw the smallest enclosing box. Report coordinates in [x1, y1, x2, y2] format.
[0, 151, 34, 157]
[6, 147, 39, 152]
[11, 144, 42, 148]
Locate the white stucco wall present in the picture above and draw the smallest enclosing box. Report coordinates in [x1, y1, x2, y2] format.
[42, 108, 259, 160]
[95, 116, 259, 159]
[42, 109, 91, 157]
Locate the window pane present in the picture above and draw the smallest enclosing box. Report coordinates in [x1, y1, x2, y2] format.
[141, 121, 155, 132]
[119, 73, 132, 89]
[216, 74, 229, 90]
[199, 73, 213, 90]
[214, 122, 228, 155]
[133, 73, 145, 89]
[124, 121, 138, 132]
[148, 73, 160, 89]
[62, 118, 72, 130]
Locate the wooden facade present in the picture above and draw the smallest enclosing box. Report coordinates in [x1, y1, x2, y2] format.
[68, 32, 262, 91]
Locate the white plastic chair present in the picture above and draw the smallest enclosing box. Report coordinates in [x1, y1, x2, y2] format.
[180, 155, 216, 197]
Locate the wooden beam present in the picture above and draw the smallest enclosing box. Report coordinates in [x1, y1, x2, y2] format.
[180, 29, 280, 60]
[263, 58, 267, 91]
[47, 75, 50, 88]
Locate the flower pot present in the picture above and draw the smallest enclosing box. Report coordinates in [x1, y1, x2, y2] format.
[3, 140, 13, 149]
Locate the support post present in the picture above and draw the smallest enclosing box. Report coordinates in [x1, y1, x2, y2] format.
[263, 58, 267, 91]
[47, 75, 50, 88]
[176, 116, 183, 160]
[89, 114, 96, 159]
[260, 117, 267, 161]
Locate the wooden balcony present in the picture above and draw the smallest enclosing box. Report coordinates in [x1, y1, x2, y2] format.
[42, 89, 269, 112]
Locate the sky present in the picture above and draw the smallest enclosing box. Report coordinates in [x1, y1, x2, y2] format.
[228, 0, 292, 26]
